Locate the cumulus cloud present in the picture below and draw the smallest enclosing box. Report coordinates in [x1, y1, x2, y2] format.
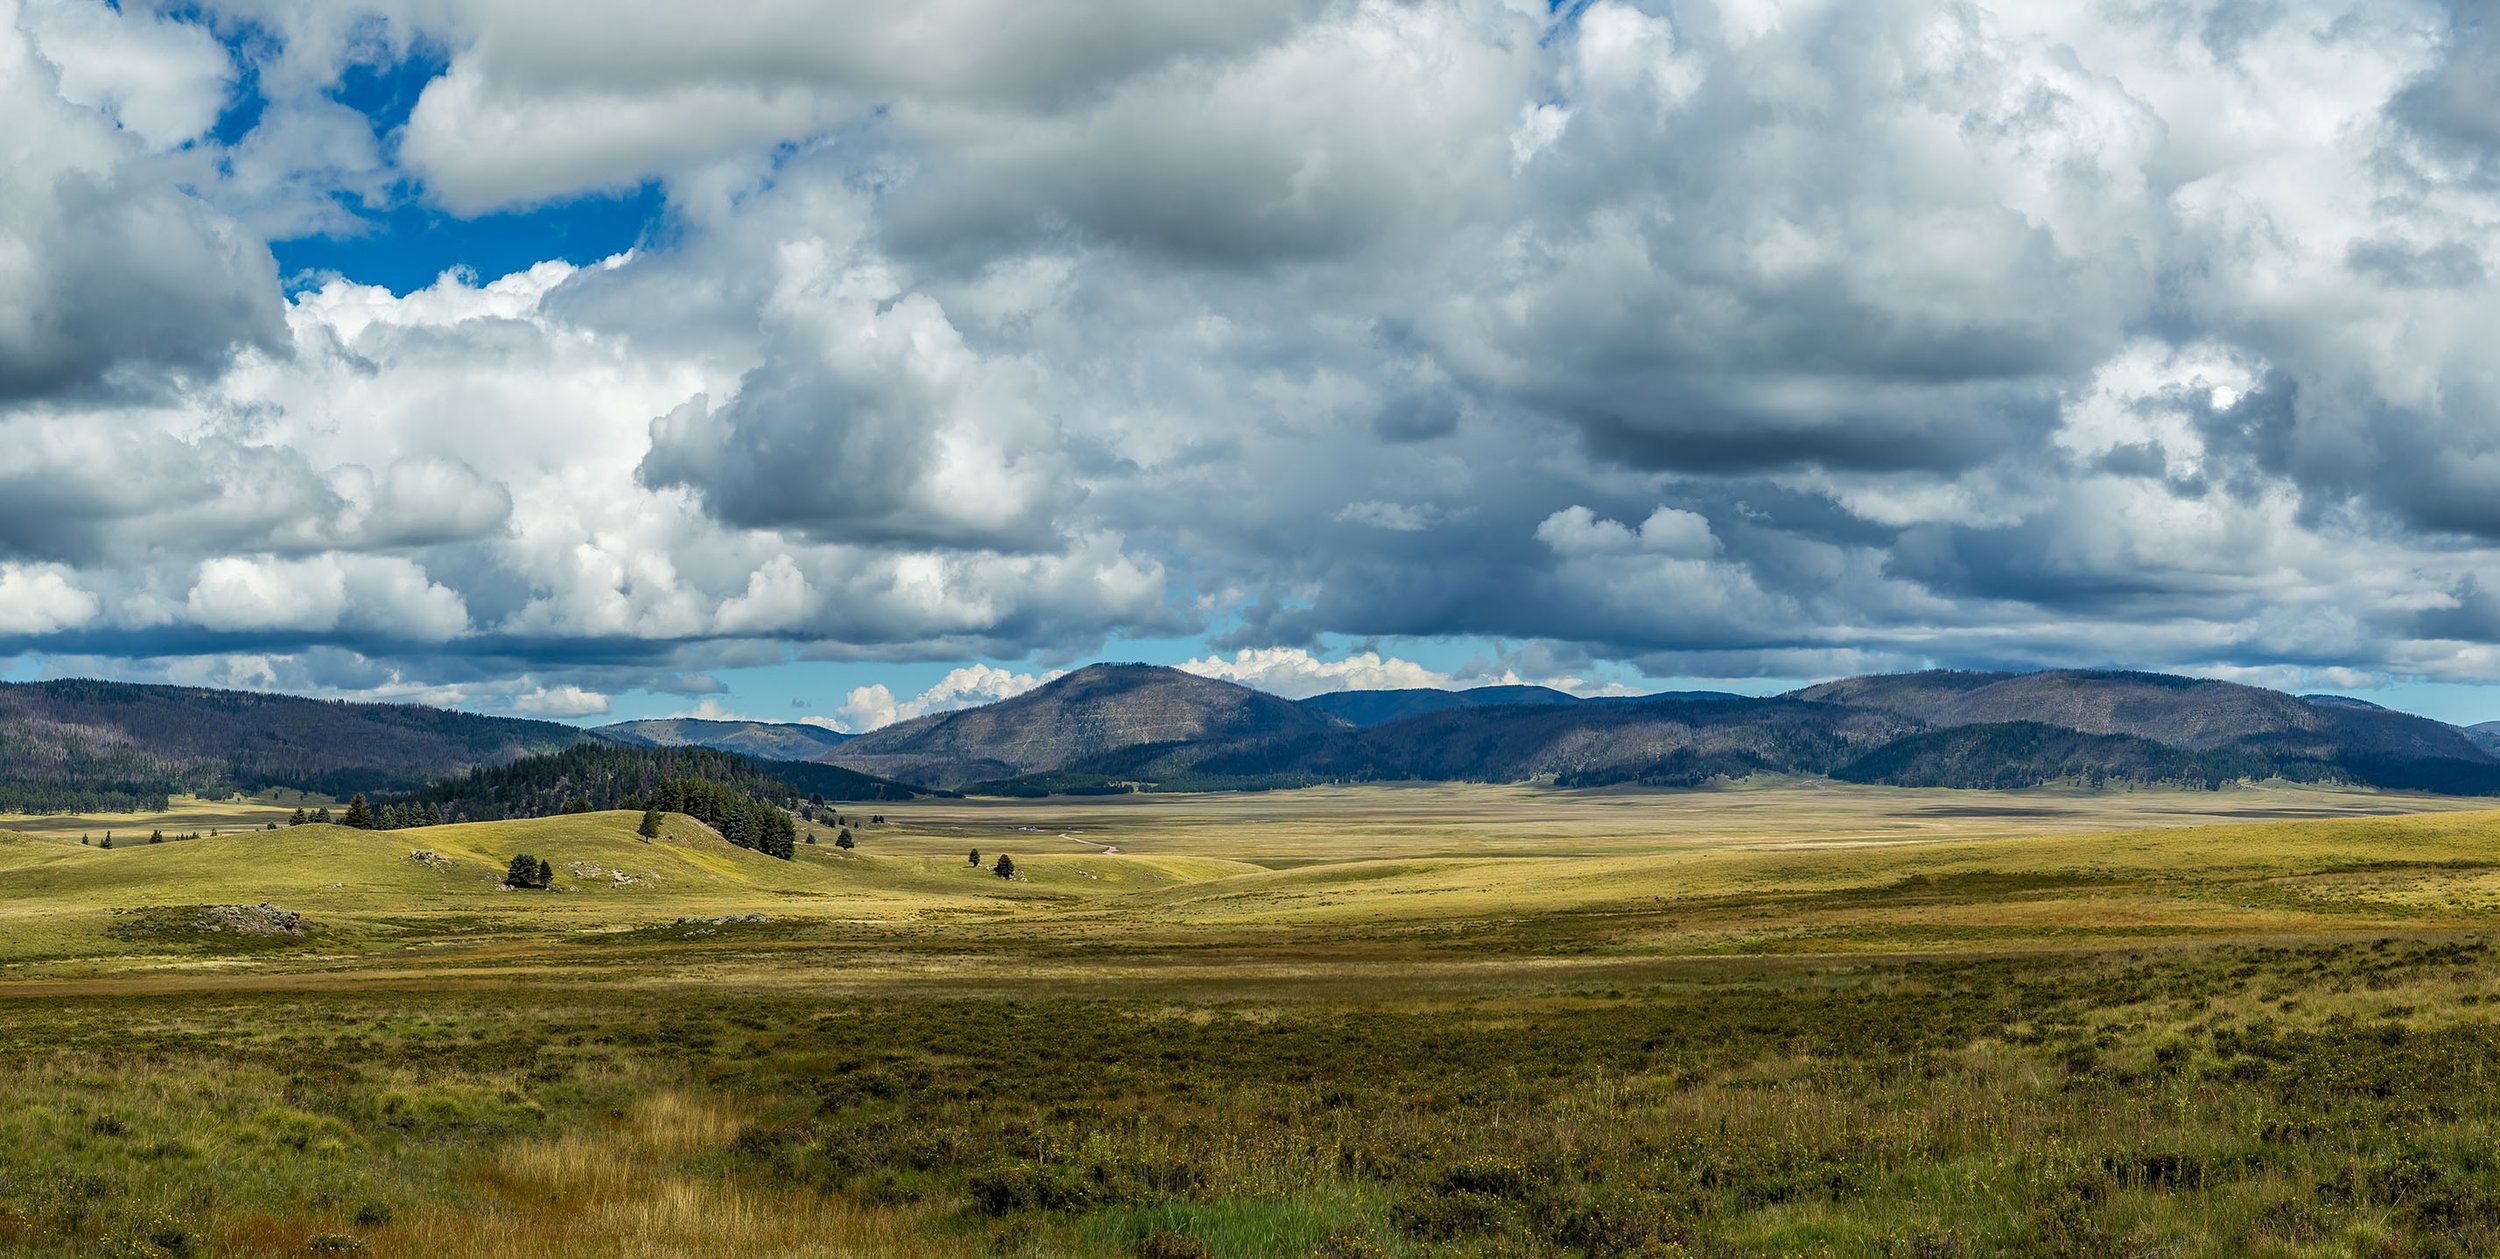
[1178, 648, 1460, 699]
[184, 555, 470, 640]
[0, 4, 281, 401]
[16, 0, 2500, 713]
[835, 664, 1064, 732]
[0, 562, 99, 635]
[504, 681, 610, 718]
[18, 0, 234, 149]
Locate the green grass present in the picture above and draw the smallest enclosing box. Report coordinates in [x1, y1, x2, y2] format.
[12, 783, 2500, 1255]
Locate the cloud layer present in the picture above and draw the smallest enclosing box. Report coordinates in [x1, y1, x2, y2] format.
[8, 0, 2500, 713]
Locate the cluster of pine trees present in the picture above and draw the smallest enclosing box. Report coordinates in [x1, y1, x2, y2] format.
[639, 778, 798, 859]
[380, 742, 901, 825]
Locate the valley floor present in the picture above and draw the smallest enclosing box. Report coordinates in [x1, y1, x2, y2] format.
[8, 781, 2500, 1256]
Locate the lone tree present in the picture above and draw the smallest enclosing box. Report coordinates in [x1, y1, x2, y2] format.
[504, 854, 551, 889]
[968, 848, 981, 866]
[638, 807, 663, 839]
[835, 829, 854, 850]
[288, 808, 308, 826]
[342, 794, 373, 829]
[992, 854, 1015, 880]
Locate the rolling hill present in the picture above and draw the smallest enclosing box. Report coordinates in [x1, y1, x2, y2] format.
[0, 679, 587, 813]
[829, 663, 1347, 787]
[593, 717, 851, 761]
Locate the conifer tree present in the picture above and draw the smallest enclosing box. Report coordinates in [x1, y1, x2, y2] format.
[342, 794, 373, 829]
[993, 854, 1015, 880]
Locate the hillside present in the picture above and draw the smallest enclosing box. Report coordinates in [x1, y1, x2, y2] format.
[383, 742, 923, 824]
[1296, 685, 1748, 726]
[0, 812, 803, 897]
[953, 668, 2500, 796]
[1792, 670, 2494, 763]
[2466, 721, 2500, 757]
[0, 679, 586, 813]
[976, 697, 1922, 792]
[830, 663, 1347, 787]
[1297, 684, 1582, 727]
[594, 717, 850, 761]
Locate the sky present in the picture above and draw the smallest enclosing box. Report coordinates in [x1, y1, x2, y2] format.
[8, 0, 2500, 731]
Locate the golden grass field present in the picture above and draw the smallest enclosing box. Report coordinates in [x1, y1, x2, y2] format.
[12, 780, 2500, 1257]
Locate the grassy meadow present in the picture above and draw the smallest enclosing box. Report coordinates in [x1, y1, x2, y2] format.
[10, 781, 2500, 1255]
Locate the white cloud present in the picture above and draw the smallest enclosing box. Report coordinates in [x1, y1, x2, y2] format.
[0, 563, 98, 635]
[834, 663, 1064, 731]
[184, 556, 470, 640]
[1177, 648, 1457, 698]
[505, 681, 611, 718]
[19, 0, 235, 150]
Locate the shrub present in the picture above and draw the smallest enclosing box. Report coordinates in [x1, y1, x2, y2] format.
[1136, 1230, 1215, 1259]
[1309, 1225, 1393, 1258]
[503, 854, 551, 889]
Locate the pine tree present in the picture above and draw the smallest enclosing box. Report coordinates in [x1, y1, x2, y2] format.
[992, 854, 1015, 879]
[836, 828, 854, 849]
[639, 807, 663, 838]
[100, 836, 112, 849]
[343, 794, 373, 829]
[969, 848, 981, 866]
[505, 854, 549, 889]
[289, 808, 308, 826]
[149, 830, 163, 844]
[311, 806, 332, 824]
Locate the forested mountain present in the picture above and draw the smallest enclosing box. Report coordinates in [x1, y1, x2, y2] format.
[935, 666, 2500, 797]
[0, 680, 585, 813]
[593, 717, 851, 761]
[830, 663, 1346, 787]
[1297, 684, 1582, 727]
[1793, 670, 2490, 762]
[380, 742, 923, 825]
[2464, 721, 2500, 758]
[967, 696, 1922, 793]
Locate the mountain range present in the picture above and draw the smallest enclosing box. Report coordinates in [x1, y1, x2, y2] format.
[5, 665, 2499, 812]
[0, 679, 584, 813]
[821, 664, 2500, 795]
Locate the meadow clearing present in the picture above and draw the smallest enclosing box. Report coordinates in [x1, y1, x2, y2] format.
[9, 780, 2500, 1256]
